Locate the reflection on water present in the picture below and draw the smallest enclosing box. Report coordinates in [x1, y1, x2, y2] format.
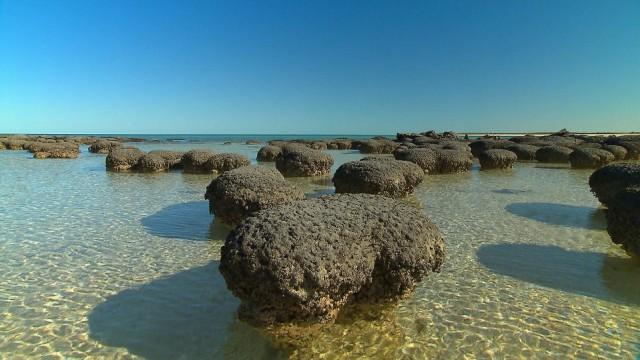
[505, 202, 606, 230]
[1, 143, 639, 359]
[477, 244, 640, 305]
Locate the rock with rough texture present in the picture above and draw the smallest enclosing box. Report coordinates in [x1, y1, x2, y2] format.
[326, 140, 352, 150]
[89, 141, 121, 154]
[148, 150, 185, 169]
[359, 140, 399, 154]
[535, 146, 573, 163]
[469, 140, 515, 158]
[27, 142, 80, 159]
[204, 166, 304, 224]
[245, 139, 261, 145]
[257, 145, 282, 162]
[219, 194, 445, 325]
[204, 153, 250, 172]
[606, 187, 640, 256]
[478, 149, 517, 170]
[569, 148, 615, 169]
[276, 144, 333, 177]
[434, 149, 473, 173]
[602, 145, 628, 161]
[506, 144, 539, 161]
[393, 148, 439, 173]
[333, 158, 424, 198]
[394, 148, 471, 174]
[181, 150, 215, 173]
[589, 162, 640, 206]
[136, 154, 168, 172]
[106, 148, 145, 171]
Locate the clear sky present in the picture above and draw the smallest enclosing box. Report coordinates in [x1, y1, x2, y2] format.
[1, 0, 638, 135]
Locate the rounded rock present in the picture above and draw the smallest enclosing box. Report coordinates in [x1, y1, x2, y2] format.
[219, 194, 445, 325]
[204, 153, 250, 173]
[569, 148, 615, 169]
[204, 166, 304, 224]
[181, 150, 215, 173]
[506, 144, 539, 161]
[333, 158, 424, 198]
[478, 149, 517, 170]
[275, 144, 334, 177]
[106, 148, 145, 171]
[589, 162, 640, 206]
[257, 145, 282, 162]
[535, 146, 573, 163]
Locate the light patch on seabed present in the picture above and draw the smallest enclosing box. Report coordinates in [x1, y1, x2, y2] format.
[0, 144, 638, 359]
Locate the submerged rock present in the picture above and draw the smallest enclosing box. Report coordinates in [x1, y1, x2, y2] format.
[219, 194, 445, 325]
[204, 153, 250, 172]
[478, 149, 517, 170]
[569, 148, 615, 169]
[106, 148, 145, 171]
[589, 162, 640, 206]
[276, 144, 334, 177]
[333, 158, 424, 198]
[606, 187, 640, 256]
[204, 166, 304, 224]
[256, 145, 282, 162]
[181, 150, 215, 173]
[535, 146, 573, 163]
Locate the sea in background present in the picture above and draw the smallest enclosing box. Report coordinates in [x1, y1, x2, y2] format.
[1, 135, 640, 359]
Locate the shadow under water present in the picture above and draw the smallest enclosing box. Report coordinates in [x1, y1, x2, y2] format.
[88, 262, 284, 360]
[505, 202, 606, 230]
[141, 201, 223, 241]
[477, 244, 640, 305]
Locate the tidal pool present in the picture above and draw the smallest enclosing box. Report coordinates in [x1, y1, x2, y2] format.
[0, 142, 638, 359]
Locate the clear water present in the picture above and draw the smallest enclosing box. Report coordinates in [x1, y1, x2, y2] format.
[1, 141, 639, 359]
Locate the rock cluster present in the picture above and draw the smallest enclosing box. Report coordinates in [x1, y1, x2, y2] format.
[219, 194, 445, 325]
[394, 148, 472, 174]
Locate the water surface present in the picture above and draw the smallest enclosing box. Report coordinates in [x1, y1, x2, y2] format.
[0, 141, 638, 359]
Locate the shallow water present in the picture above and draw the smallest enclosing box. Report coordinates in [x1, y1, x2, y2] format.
[0, 142, 639, 359]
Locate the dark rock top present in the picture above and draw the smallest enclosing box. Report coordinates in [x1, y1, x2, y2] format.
[589, 162, 640, 206]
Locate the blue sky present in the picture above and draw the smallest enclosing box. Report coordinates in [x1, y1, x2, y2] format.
[1, 0, 638, 134]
